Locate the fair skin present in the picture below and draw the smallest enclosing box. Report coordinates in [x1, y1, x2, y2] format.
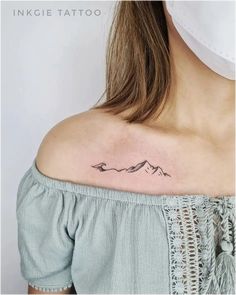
[28, 285, 75, 294]
[30, 3, 235, 294]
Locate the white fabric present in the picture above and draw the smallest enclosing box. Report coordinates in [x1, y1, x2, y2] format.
[166, 1, 235, 80]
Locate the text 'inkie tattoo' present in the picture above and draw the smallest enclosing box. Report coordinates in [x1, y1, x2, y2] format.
[91, 160, 171, 177]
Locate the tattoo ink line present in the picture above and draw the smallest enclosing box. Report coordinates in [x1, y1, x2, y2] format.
[91, 160, 171, 177]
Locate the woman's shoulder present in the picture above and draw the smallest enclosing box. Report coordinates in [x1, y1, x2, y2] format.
[35, 108, 130, 184]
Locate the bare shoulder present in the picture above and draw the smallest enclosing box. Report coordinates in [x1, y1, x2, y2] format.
[35, 109, 129, 182]
[35, 108, 179, 194]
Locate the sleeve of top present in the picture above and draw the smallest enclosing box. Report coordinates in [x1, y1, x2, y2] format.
[16, 167, 75, 292]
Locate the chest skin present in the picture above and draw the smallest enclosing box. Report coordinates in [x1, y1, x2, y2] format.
[69, 126, 235, 198]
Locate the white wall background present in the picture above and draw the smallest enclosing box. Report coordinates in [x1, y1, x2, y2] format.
[1, 1, 115, 293]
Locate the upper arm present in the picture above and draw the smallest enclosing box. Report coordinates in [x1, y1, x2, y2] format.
[17, 112, 112, 295]
[17, 117, 83, 293]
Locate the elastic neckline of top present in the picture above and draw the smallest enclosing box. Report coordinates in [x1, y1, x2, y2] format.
[31, 158, 235, 207]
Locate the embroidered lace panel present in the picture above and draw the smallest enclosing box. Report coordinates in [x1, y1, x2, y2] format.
[162, 196, 226, 295]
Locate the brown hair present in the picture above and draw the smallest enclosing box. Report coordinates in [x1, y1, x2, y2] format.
[91, 1, 171, 123]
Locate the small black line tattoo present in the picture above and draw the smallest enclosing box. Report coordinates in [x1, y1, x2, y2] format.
[91, 160, 171, 177]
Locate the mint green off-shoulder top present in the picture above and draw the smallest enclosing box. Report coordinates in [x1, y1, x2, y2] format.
[16, 159, 235, 294]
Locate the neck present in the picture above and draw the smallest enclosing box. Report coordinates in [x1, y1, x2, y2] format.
[154, 27, 235, 144]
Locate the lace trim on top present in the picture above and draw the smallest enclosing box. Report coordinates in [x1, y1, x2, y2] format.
[162, 196, 235, 295]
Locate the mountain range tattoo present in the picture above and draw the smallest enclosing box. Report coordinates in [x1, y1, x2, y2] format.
[91, 160, 171, 177]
